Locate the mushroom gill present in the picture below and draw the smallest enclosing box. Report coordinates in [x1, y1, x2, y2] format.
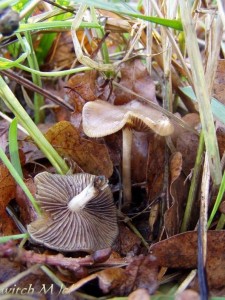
[27, 172, 118, 252]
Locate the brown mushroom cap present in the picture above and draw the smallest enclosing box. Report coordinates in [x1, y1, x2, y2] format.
[27, 172, 118, 252]
[82, 99, 174, 208]
[82, 99, 174, 137]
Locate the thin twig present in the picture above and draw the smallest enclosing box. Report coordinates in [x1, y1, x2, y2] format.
[0, 69, 74, 112]
[0, 242, 94, 272]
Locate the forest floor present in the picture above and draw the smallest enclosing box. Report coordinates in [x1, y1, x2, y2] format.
[0, 1, 225, 299]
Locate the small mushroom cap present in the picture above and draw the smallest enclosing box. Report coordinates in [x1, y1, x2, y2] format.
[82, 100, 174, 137]
[27, 172, 118, 252]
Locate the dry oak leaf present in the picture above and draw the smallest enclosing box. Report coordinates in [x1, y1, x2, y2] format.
[65, 254, 158, 296]
[146, 135, 166, 201]
[16, 177, 37, 225]
[149, 230, 225, 289]
[146, 135, 166, 236]
[114, 59, 158, 105]
[45, 121, 113, 178]
[46, 31, 75, 69]
[172, 113, 200, 176]
[0, 163, 18, 235]
[98, 267, 128, 294]
[132, 132, 150, 183]
[98, 254, 158, 296]
[120, 254, 158, 295]
[67, 71, 115, 123]
[216, 124, 225, 158]
[67, 70, 99, 107]
[0, 163, 16, 209]
[117, 224, 141, 256]
[64, 267, 127, 295]
[164, 152, 187, 236]
[213, 59, 225, 105]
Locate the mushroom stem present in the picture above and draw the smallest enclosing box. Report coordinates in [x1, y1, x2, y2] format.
[122, 127, 133, 208]
[68, 182, 99, 212]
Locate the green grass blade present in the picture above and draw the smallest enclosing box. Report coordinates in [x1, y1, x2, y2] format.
[208, 171, 225, 228]
[216, 213, 225, 230]
[71, 0, 183, 30]
[0, 76, 69, 175]
[0, 0, 18, 9]
[0, 37, 30, 69]
[0, 147, 41, 215]
[0, 233, 29, 243]
[35, 33, 57, 66]
[180, 1, 222, 185]
[16, 21, 100, 33]
[181, 132, 205, 232]
[22, 32, 44, 123]
[8, 118, 23, 179]
[35, 0, 71, 66]
[127, 15, 182, 30]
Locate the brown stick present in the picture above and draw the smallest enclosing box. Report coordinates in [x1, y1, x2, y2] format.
[0, 241, 93, 271]
[0, 69, 74, 112]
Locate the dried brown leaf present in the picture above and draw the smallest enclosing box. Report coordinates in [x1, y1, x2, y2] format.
[67, 71, 114, 127]
[98, 254, 158, 295]
[128, 288, 150, 300]
[67, 71, 99, 108]
[146, 135, 166, 236]
[104, 134, 121, 166]
[131, 132, 149, 183]
[0, 164, 16, 209]
[172, 113, 200, 176]
[146, 135, 166, 201]
[46, 32, 75, 69]
[98, 268, 127, 294]
[114, 59, 157, 105]
[217, 125, 225, 158]
[117, 224, 141, 256]
[164, 152, 187, 236]
[175, 289, 200, 300]
[150, 230, 225, 289]
[16, 178, 37, 225]
[0, 163, 18, 235]
[213, 59, 225, 105]
[45, 121, 113, 177]
[19, 139, 44, 163]
[122, 255, 158, 295]
[219, 201, 225, 214]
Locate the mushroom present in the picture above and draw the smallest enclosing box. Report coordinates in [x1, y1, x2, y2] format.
[82, 99, 174, 208]
[27, 172, 118, 252]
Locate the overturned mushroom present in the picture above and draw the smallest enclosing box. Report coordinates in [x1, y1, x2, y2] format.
[27, 172, 118, 252]
[82, 100, 174, 208]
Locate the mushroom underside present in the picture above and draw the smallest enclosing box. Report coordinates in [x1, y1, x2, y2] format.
[27, 172, 118, 252]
